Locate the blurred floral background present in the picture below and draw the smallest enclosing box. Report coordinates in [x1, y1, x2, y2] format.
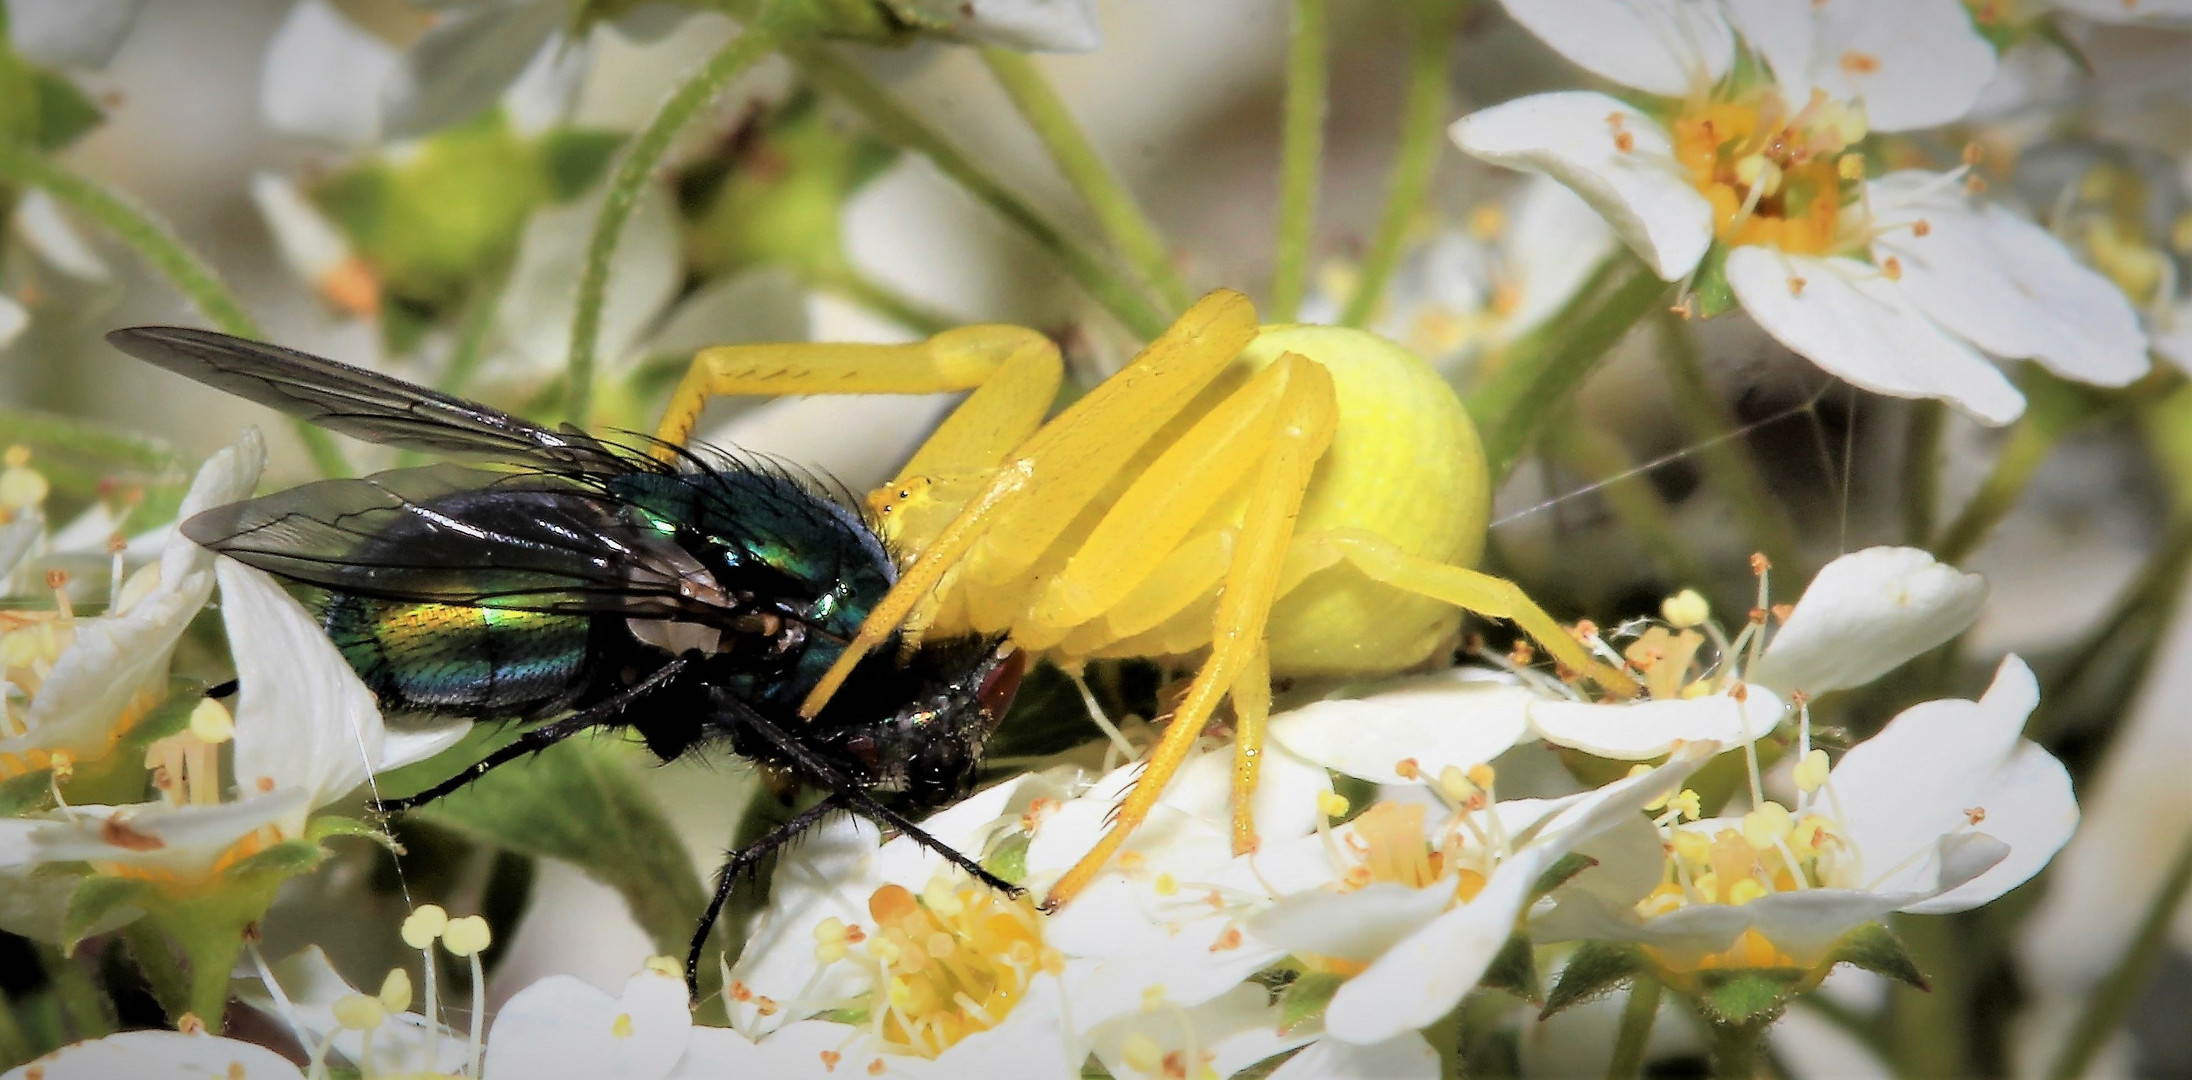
[2, 0, 2192, 1077]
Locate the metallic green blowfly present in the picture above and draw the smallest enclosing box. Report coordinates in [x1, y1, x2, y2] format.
[105, 327, 1027, 999]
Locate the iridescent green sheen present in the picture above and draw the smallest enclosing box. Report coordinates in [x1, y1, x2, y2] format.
[324, 594, 589, 714]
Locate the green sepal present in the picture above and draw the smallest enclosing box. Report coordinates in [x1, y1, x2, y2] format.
[407, 729, 707, 964]
[1530, 853, 1598, 901]
[28, 67, 104, 151]
[114, 679, 210, 758]
[1541, 941, 1644, 1018]
[62, 875, 153, 954]
[982, 832, 1030, 887]
[1826, 922, 1929, 991]
[1278, 971, 1345, 1035]
[306, 815, 399, 854]
[2029, 16, 2094, 74]
[1691, 245, 1737, 320]
[1692, 967, 1805, 1026]
[1478, 932, 1542, 1004]
[0, 768, 53, 816]
[223, 839, 329, 883]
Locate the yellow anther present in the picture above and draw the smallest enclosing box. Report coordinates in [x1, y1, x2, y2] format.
[1793, 749, 1831, 794]
[377, 967, 412, 1013]
[187, 698, 235, 745]
[1317, 790, 1351, 819]
[1140, 985, 1168, 1012]
[1661, 588, 1710, 629]
[1, 446, 28, 468]
[1468, 204, 1506, 240]
[1742, 803, 1794, 850]
[1837, 153, 1866, 181]
[1122, 1033, 1164, 1075]
[333, 993, 387, 1031]
[0, 466, 49, 511]
[644, 955, 680, 978]
[1669, 789, 1702, 820]
[1153, 872, 1180, 897]
[1733, 155, 1782, 197]
[1437, 765, 1476, 804]
[1671, 830, 1711, 866]
[442, 915, 492, 958]
[2171, 210, 2192, 256]
[612, 1012, 634, 1037]
[50, 750, 73, 782]
[401, 905, 449, 948]
[1726, 877, 1769, 905]
[1465, 763, 1495, 790]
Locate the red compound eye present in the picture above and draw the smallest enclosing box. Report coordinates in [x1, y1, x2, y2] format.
[977, 646, 1026, 722]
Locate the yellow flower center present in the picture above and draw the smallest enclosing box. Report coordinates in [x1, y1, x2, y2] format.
[1671, 89, 1866, 256]
[843, 875, 1062, 1059]
[1635, 802, 1859, 971]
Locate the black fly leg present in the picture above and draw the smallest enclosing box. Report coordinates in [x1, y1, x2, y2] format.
[375, 654, 691, 813]
[686, 794, 844, 1001]
[727, 706, 1021, 898]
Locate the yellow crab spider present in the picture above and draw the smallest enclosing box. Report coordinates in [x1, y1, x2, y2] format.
[650, 289, 1640, 910]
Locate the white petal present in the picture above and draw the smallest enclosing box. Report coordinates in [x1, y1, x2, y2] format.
[1872, 174, 2151, 389]
[248, 946, 466, 1075]
[220, 560, 390, 813]
[1, 1028, 305, 1080]
[1248, 882, 1455, 964]
[6, 791, 311, 874]
[14, 191, 111, 282]
[5, 0, 146, 70]
[10, 592, 198, 763]
[483, 971, 693, 1080]
[0, 507, 40, 579]
[1742, 0, 1996, 131]
[1270, 672, 1534, 783]
[251, 172, 355, 284]
[2153, 300, 2192, 375]
[1503, 177, 1620, 337]
[1270, 1032, 1441, 1080]
[165, 430, 267, 588]
[725, 813, 884, 1032]
[1903, 740, 2077, 913]
[1453, 93, 1714, 282]
[887, 0, 1102, 52]
[260, 0, 397, 145]
[1160, 736, 1332, 841]
[1831, 656, 2044, 893]
[1530, 686, 1784, 760]
[0, 296, 25, 349]
[381, 4, 565, 139]
[1725, 247, 2026, 425]
[1494, 0, 1733, 97]
[1749, 546, 1988, 696]
[501, 29, 589, 136]
[1089, 984, 1311, 1080]
[494, 182, 680, 378]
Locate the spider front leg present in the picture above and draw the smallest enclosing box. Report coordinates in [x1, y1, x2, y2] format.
[1289, 530, 1641, 697]
[1040, 352, 1337, 911]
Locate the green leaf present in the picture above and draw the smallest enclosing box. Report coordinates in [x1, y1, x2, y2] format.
[1278, 971, 1345, 1035]
[1529, 853, 1598, 901]
[412, 729, 707, 963]
[1691, 244, 1736, 320]
[1478, 932, 1542, 1004]
[62, 876, 152, 954]
[1542, 941, 1643, 1018]
[538, 128, 627, 200]
[115, 679, 209, 758]
[29, 68, 104, 151]
[224, 839, 329, 884]
[1828, 922, 1929, 991]
[1693, 968, 1803, 1026]
[0, 769, 53, 816]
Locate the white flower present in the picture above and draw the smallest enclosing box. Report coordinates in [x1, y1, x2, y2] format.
[1535, 656, 2076, 972]
[1268, 668, 1538, 785]
[1083, 984, 1320, 1080]
[724, 773, 1083, 1077]
[1453, 0, 2149, 424]
[5, 0, 146, 70]
[1528, 547, 1983, 760]
[0, 554, 467, 885]
[0, 433, 262, 780]
[0, 1028, 306, 1080]
[883, 0, 1102, 51]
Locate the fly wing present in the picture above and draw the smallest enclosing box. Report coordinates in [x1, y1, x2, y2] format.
[185, 464, 733, 621]
[106, 326, 632, 473]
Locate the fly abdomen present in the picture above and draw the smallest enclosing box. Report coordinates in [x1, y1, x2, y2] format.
[323, 594, 592, 717]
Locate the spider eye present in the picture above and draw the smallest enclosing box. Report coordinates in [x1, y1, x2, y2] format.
[977, 646, 1025, 722]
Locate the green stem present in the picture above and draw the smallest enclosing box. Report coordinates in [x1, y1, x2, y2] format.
[1268, 0, 1327, 323]
[1709, 1019, 1768, 1080]
[1339, 1, 1454, 328]
[122, 922, 190, 1026]
[1426, 1000, 1464, 1080]
[1902, 400, 1943, 546]
[788, 43, 1168, 340]
[1468, 256, 1666, 481]
[1608, 977, 1662, 1080]
[1546, 415, 1706, 587]
[1934, 371, 2105, 565]
[1891, 914, 1969, 1080]
[0, 988, 32, 1067]
[0, 144, 347, 477]
[979, 48, 1189, 313]
[567, 27, 777, 429]
[1654, 310, 1800, 572]
[812, 264, 955, 337]
[2048, 824, 2192, 1080]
